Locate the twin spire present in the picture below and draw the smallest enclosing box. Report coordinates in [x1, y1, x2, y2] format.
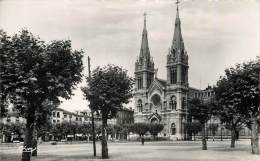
[139, 0, 184, 59]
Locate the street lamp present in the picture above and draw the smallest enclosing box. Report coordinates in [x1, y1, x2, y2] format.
[88, 56, 96, 157]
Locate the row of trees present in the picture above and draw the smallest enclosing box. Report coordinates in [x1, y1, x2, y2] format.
[189, 57, 260, 154]
[1, 121, 164, 143]
[50, 122, 164, 141]
[0, 123, 25, 142]
[185, 122, 219, 141]
[130, 123, 164, 140]
[49, 122, 125, 141]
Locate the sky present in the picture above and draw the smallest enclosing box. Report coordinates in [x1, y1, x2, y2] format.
[0, 0, 259, 112]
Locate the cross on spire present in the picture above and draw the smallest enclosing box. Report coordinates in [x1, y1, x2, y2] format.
[143, 12, 147, 27]
[176, 0, 180, 11]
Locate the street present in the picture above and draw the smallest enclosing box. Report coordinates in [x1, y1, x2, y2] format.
[1, 140, 259, 161]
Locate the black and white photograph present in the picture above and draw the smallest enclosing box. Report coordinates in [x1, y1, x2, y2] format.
[0, 0, 259, 161]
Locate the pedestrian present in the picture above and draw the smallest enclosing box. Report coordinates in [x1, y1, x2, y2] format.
[141, 136, 144, 145]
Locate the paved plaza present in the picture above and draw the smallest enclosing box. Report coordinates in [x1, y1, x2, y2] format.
[1, 140, 259, 161]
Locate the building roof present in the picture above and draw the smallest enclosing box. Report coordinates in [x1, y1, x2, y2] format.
[53, 107, 86, 117]
[156, 78, 167, 87]
[118, 107, 134, 112]
[189, 86, 200, 91]
[54, 107, 72, 114]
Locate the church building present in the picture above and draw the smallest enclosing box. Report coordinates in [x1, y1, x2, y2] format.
[134, 3, 193, 140]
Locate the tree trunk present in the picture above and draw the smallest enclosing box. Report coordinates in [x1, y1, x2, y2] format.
[32, 123, 37, 156]
[31, 139, 37, 156]
[201, 123, 207, 150]
[251, 116, 259, 154]
[231, 129, 236, 148]
[0, 122, 3, 143]
[21, 108, 36, 161]
[101, 118, 108, 159]
[91, 110, 96, 157]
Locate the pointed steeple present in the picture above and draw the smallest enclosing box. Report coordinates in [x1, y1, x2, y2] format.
[172, 0, 185, 51]
[167, 0, 188, 86]
[139, 12, 150, 59]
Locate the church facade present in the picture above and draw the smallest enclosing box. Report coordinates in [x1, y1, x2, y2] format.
[133, 4, 254, 141]
[134, 5, 193, 140]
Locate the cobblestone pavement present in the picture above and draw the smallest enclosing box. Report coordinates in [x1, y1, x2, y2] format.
[1, 140, 259, 161]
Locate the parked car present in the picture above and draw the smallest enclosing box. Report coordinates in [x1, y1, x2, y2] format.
[61, 139, 67, 142]
[13, 139, 20, 143]
[50, 141, 57, 145]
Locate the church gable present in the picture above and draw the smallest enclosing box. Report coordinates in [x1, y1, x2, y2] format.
[156, 78, 167, 87]
[148, 78, 165, 95]
[148, 112, 162, 123]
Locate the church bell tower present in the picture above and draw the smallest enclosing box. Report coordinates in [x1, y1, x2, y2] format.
[167, 1, 188, 87]
[134, 13, 155, 114]
[135, 13, 155, 91]
[166, 0, 189, 139]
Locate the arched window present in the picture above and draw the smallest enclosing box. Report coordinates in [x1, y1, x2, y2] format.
[170, 68, 177, 84]
[137, 77, 143, 89]
[137, 100, 143, 112]
[163, 101, 167, 111]
[169, 101, 172, 110]
[169, 96, 177, 110]
[182, 68, 186, 84]
[171, 123, 176, 135]
[172, 49, 176, 57]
